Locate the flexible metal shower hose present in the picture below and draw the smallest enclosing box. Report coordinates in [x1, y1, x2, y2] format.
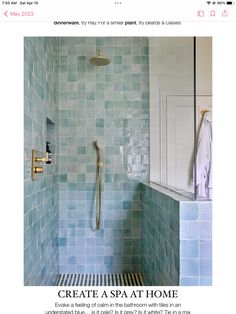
[95, 160, 102, 230]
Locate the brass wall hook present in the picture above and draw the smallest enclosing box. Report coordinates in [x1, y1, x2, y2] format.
[200, 108, 210, 116]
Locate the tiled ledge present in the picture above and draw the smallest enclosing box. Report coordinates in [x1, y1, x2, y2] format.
[141, 181, 195, 201]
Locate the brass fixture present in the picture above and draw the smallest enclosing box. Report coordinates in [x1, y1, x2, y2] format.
[200, 108, 210, 116]
[34, 167, 43, 174]
[89, 49, 110, 67]
[34, 156, 47, 163]
[94, 141, 102, 230]
[196, 108, 212, 145]
[31, 149, 48, 180]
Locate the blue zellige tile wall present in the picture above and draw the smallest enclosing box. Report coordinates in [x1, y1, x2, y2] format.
[180, 201, 212, 286]
[24, 38, 59, 285]
[58, 37, 149, 274]
[24, 37, 212, 286]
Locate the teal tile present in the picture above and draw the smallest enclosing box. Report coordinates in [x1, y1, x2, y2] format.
[77, 56, 86, 64]
[68, 72, 77, 82]
[77, 146, 86, 154]
[96, 118, 104, 127]
[87, 92, 95, 100]
[123, 201, 131, 209]
[141, 56, 148, 64]
[77, 174, 86, 183]
[60, 174, 67, 182]
[114, 56, 122, 64]
[132, 56, 141, 64]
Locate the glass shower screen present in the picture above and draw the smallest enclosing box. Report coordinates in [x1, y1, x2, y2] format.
[149, 37, 212, 199]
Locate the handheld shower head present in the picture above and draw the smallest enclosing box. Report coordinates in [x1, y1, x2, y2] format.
[94, 141, 100, 150]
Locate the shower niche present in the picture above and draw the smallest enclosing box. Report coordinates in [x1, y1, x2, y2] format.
[46, 117, 55, 164]
[31, 118, 55, 180]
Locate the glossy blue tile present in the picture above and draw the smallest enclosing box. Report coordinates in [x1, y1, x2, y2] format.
[68, 256, 77, 265]
[180, 277, 198, 286]
[200, 277, 212, 286]
[200, 259, 212, 276]
[180, 259, 199, 277]
[199, 202, 212, 220]
[180, 221, 198, 240]
[199, 222, 212, 239]
[59, 238, 67, 246]
[200, 241, 212, 258]
[180, 240, 199, 258]
[180, 202, 199, 220]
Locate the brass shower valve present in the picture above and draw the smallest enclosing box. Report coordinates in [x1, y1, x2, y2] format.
[34, 167, 43, 173]
[34, 156, 48, 163]
[32, 149, 48, 180]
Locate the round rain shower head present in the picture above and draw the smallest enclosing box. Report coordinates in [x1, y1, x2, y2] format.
[89, 49, 110, 67]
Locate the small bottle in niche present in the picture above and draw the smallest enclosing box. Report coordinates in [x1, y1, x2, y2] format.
[46, 141, 52, 164]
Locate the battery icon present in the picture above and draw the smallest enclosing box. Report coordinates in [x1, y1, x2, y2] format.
[227, 1, 233, 4]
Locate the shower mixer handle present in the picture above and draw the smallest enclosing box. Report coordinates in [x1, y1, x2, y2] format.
[32, 149, 47, 180]
[34, 156, 48, 163]
[34, 166, 43, 174]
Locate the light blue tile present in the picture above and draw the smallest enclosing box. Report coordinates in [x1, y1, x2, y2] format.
[180, 259, 199, 277]
[180, 221, 198, 240]
[199, 202, 212, 220]
[200, 240, 212, 258]
[200, 277, 212, 286]
[180, 240, 199, 258]
[199, 222, 212, 239]
[180, 202, 199, 220]
[200, 259, 212, 276]
[180, 277, 198, 286]
[59, 238, 67, 246]
[68, 256, 76, 265]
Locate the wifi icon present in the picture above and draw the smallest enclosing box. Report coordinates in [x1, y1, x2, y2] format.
[207, 1, 211, 3]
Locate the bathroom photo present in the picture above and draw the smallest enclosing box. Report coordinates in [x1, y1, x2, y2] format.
[24, 37, 212, 286]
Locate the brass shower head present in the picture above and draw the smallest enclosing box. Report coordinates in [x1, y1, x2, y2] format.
[89, 49, 110, 67]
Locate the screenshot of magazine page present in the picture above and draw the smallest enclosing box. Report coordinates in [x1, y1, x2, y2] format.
[0, 0, 236, 313]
